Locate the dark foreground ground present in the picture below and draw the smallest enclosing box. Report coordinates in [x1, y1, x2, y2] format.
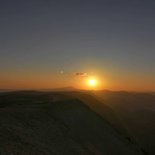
[0, 90, 154, 155]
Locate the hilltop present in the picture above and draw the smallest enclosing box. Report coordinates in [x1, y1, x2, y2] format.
[0, 91, 147, 155]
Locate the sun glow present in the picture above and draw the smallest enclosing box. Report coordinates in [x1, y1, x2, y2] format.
[87, 78, 98, 87]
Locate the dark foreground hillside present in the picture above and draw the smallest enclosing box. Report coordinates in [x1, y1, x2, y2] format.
[0, 91, 144, 155]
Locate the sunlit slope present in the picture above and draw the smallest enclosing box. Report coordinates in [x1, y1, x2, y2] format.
[94, 90, 155, 155]
[0, 91, 143, 155]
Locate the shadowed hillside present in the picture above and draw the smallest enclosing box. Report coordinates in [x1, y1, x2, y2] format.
[0, 91, 144, 155]
[94, 90, 155, 155]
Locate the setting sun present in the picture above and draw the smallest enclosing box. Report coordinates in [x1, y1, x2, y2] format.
[88, 78, 98, 87]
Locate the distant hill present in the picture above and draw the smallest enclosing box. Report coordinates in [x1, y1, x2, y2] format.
[40, 87, 79, 92]
[0, 91, 144, 155]
[0, 89, 15, 92]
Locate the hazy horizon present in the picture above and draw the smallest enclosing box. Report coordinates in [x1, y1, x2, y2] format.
[0, 87, 155, 93]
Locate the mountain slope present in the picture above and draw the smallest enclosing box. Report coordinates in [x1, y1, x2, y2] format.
[94, 90, 155, 155]
[0, 92, 144, 155]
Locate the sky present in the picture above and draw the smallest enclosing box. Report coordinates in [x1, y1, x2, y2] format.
[0, 0, 155, 91]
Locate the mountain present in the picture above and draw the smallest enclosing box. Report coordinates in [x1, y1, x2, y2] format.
[40, 87, 79, 92]
[0, 89, 15, 92]
[0, 91, 144, 155]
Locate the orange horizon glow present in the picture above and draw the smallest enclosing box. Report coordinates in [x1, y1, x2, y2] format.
[0, 67, 155, 92]
[0, 73, 155, 92]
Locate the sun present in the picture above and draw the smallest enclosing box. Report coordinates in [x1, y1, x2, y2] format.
[87, 78, 98, 87]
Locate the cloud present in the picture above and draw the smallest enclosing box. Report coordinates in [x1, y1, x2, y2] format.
[73, 72, 88, 77]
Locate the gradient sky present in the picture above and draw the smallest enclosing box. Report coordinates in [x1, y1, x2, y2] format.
[0, 0, 155, 91]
